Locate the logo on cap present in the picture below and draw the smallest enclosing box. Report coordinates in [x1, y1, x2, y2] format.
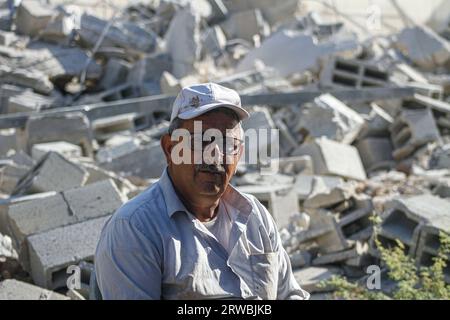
[190, 96, 200, 108]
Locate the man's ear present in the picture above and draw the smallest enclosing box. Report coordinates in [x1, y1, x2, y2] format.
[161, 134, 173, 164]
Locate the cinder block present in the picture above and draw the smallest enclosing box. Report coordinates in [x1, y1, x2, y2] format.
[320, 57, 390, 89]
[371, 195, 450, 258]
[237, 184, 299, 229]
[13, 152, 89, 195]
[390, 108, 441, 160]
[28, 215, 110, 289]
[312, 241, 368, 266]
[220, 9, 270, 43]
[0, 129, 18, 157]
[25, 112, 94, 157]
[355, 137, 395, 172]
[92, 113, 138, 142]
[7, 180, 123, 270]
[0, 163, 29, 194]
[292, 137, 367, 181]
[15, 0, 55, 37]
[0, 279, 69, 300]
[336, 195, 374, 242]
[294, 174, 343, 201]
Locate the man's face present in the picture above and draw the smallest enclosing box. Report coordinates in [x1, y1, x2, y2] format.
[162, 111, 243, 205]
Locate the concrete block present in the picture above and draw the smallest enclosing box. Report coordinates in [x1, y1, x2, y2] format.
[15, 0, 55, 37]
[307, 209, 350, 254]
[25, 112, 94, 157]
[13, 152, 88, 195]
[355, 137, 395, 172]
[429, 144, 450, 170]
[415, 224, 450, 283]
[336, 195, 374, 241]
[320, 57, 390, 89]
[7, 88, 61, 114]
[0, 65, 53, 95]
[28, 215, 110, 289]
[294, 175, 344, 201]
[0, 163, 29, 194]
[31, 142, 82, 161]
[312, 241, 368, 265]
[0, 279, 69, 300]
[100, 141, 166, 180]
[164, 6, 201, 78]
[293, 266, 343, 293]
[0, 192, 56, 236]
[92, 113, 138, 142]
[295, 94, 365, 144]
[79, 13, 156, 53]
[0, 30, 21, 47]
[374, 195, 450, 258]
[390, 108, 441, 160]
[303, 177, 354, 209]
[220, 9, 270, 43]
[395, 26, 450, 71]
[237, 184, 299, 229]
[292, 137, 367, 181]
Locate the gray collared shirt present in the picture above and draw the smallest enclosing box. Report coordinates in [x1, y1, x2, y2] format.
[95, 168, 309, 300]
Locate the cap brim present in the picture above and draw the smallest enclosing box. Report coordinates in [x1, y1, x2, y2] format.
[177, 103, 249, 121]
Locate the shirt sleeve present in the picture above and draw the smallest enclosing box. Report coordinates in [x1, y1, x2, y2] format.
[95, 217, 163, 300]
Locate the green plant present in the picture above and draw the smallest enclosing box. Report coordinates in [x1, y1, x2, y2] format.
[319, 215, 450, 300]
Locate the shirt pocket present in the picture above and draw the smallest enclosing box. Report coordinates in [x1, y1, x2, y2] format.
[249, 252, 279, 300]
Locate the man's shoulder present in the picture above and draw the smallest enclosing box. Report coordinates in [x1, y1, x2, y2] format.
[110, 181, 167, 230]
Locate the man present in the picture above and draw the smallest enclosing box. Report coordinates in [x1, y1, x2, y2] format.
[95, 83, 309, 300]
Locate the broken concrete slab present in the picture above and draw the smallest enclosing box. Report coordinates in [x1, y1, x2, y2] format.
[164, 5, 201, 78]
[7, 90, 62, 114]
[0, 279, 69, 300]
[78, 13, 156, 53]
[31, 141, 82, 161]
[28, 215, 110, 289]
[236, 29, 359, 77]
[0, 162, 29, 194]
[390, 108, 442, 161]
[292, 137, 367, 181]
[295, 93, 365, 144]
[394, 26, 450, 71]
[13, 152, 88, 195]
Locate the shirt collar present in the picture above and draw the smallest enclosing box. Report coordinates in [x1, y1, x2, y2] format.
[158, 167, 252, 218]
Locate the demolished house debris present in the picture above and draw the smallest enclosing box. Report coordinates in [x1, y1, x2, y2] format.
[0, 0, 450, 300]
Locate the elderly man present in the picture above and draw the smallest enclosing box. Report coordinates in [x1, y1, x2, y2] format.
[95, 83, 309, 300]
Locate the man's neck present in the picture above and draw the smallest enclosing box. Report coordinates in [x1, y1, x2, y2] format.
[167, 169, 221, 222]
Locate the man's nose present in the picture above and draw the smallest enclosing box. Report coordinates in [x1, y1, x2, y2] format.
[204, 142, 223, 165]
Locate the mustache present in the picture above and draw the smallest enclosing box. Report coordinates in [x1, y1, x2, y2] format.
[194, 163, 226, 174]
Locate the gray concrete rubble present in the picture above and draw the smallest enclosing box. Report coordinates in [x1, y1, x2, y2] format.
[0, 0, 450, 299]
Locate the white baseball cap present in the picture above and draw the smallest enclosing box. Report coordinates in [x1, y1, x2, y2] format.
[170, 83, 249, 122]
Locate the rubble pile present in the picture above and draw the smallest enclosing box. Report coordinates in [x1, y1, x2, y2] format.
[0, 0, 450, 300]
